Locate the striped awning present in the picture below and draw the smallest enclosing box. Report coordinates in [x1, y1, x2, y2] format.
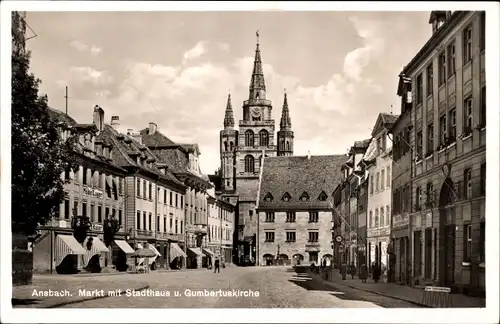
[82, 236, 109, 266]
[114, 240, 134, 254]
[202, 248, 214, 256]
[147, 244, 161, 265]
[170, 243, 187, 259]
[55, 234, 86, 266]
[187, 247, 203, 257]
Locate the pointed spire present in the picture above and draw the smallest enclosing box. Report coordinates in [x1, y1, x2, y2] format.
[223, 93, 234, 129]
[280, 89, 292, 130]
[249, 30, 266, 101]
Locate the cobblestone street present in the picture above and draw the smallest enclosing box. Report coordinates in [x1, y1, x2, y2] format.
[60, 267, 419, 308]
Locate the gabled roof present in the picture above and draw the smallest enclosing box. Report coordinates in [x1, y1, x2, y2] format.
[371, 113, 400, 137]
[103, 125, 186, 190]
[139, 128, 176, 148]
[258, 155, 347, 210]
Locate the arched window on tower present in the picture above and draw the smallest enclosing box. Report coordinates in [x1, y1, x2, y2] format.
[259, 130, 269, 147]
[244, 155, 255, 173]
[286, 141, 290, 151]
[224, 141, 228, 152]
[245, 130, 254, 147]
[230, 141, 234, 151]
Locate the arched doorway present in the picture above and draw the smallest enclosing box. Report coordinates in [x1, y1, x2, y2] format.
[263, 254, 274, 266]
[278, 254, 289, 266]
[439, 177, 456, 286]
[292, 253, 304, 266]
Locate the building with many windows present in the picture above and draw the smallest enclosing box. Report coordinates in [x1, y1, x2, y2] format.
[256, 154, 346, 266]
[219, 34, 294, 265]
[398, 11, 486, 295]
[33, 107, 130, 273]
[365, 113, 398, 272]
[140, 123, 213, 269]
[207, 187, 236, 265]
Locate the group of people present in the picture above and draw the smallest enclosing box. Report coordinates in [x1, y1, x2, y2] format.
[339, 262, 385, 283]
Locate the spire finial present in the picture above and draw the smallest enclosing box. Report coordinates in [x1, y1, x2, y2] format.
[284, 88, 286, 94]
[256, 30, 260, 45]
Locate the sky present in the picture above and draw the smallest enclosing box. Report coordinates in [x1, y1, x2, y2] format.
[25, 11, 432, 175]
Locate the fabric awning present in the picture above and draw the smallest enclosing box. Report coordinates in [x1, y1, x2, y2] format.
[147, 244, 161, 265]
[170, 243, 187, 259]
[114, 240, 134, 254]
[55, 234, 86, 266]
[82, 236, 109, 266]
[202, 248, 214, 256]
[187, 247, 203, 257]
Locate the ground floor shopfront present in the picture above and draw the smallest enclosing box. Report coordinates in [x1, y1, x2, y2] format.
[392, 216, 411, 285]
[32, 224, 133, 274]
[367, 227, 390, 273]
[129, 238, 187, 270]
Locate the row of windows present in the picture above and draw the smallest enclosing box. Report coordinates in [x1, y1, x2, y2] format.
[370, 166, 391, 195]
[209, 205, 232, 221]
[61, 199, 122, 225]
[414, 87, 486, 161]
[415, 19, 485, 105]
[368, 206, 391, 228]
[136, 211, 183, 234]
[264, 231, 319, 243]
[64, 166, 123, 200]
[244, 129, 270, 147]
[209, 225, 231, 241]
[136, 178, 184, 208]
[265, 212, 319, 223]
[463, 222, 485, 262]
[264, 191, 330, 203]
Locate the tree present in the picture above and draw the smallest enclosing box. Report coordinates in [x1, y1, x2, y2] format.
[71, 213, 92, 244]
[11, 12, 78, 235]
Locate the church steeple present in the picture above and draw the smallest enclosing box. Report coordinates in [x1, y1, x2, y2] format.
[249, 30, 266, 101]
[280, 89, 292, 131]
[223, 93, 234, 129]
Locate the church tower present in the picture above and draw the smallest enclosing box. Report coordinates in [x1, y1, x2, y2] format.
[277, 91, 294, 156]
[220, 93, 238, 192]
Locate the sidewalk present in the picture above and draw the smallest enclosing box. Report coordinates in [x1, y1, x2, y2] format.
[310, 270, 485, 308]
[12, 274, 149, 308]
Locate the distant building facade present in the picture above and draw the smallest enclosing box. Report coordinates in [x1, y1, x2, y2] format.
[256, 155, 346, 266]
[207, 187, 236, 264]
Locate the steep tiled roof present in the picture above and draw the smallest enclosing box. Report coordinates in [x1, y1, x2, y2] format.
[139, 128, 176, 147]
[47, 107, 77, 125]
[103, 125, 186, 189]
[258, 155, 347, 210]
[151, 148, 188, 173]
[381, 113, 399, 126]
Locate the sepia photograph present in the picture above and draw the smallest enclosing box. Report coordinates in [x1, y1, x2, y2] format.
[1, 1, 498, 323]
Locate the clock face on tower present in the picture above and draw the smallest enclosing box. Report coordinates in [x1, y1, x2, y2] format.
[250, 107, 261, 119]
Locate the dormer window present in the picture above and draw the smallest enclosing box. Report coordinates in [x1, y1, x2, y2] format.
[264, 193, 273, 202]
[282, 192, 291, 202]
[103, 146, 109, 158]
[318, 191, 328, 201]
[300, 192, 309, 202]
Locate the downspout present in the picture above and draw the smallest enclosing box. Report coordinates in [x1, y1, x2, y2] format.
[255, 149, 265, 266]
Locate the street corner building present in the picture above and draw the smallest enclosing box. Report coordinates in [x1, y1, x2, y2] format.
[218, 33, 295, 266]
[34, 107, 131, 274]
[256, 154, 347, 267]
[390, 11, 486, 296]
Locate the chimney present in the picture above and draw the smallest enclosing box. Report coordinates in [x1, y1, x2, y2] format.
[307, 150, 311, 160]
[93, 105, 104, 132]
[111, 116, 120, 130]
[149, 122, 157, 135]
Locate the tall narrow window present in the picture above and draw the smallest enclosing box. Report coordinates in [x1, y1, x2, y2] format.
[464, 224, 472, 261]
[438, 52, 447, 85]
[245, 130, 254, 147]
[386, 205, 391, 225]
[97, 205, 102, 223]
[244, 155, 255, 173]
[380, 207, 385, 226]
[463, 26, 472, 64]
[136, 178, 141, 197]
[64, 200, 70, 219]
[448, 109, 456, 140]
[369, 211, 373, 228]
[427, 123, 434, 154]
[118, 210, 122, 227]
[439, 115, 447, 145]
[149, 183, 152, 200]
[286, 212, 296, 222]
[447, 43, 456, 77]
[464, 98, 473, 134]
[265, 232, 275, 242]
[386, 166, 391, 188]
[376, 172, 380, 192]
[82, 167, 88, 185]
[416, 131, 423, 159]
[142, 180, 146, 199]
[265, 212, 275, 222]
[309, 212, 319, 223]
[136, 211, 141, 229]
[464, 169, 472, 199]
[308, 231, 319, 243]
[375, 209, 379, 227]
[259, 130, 269, 147]
[426, 64, 433, 96]
[480, 12, 485, 52]
[416, 186, 421, 210]
[416, 74, 423, 105]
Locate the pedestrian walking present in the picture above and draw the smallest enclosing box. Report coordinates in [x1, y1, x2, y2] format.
[350, 263, 356, 279]
[359, 264, 368, 283]
[214, 257, 220, 273]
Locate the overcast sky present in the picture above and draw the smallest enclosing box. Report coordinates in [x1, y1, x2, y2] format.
[25, 11, 431, 174]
